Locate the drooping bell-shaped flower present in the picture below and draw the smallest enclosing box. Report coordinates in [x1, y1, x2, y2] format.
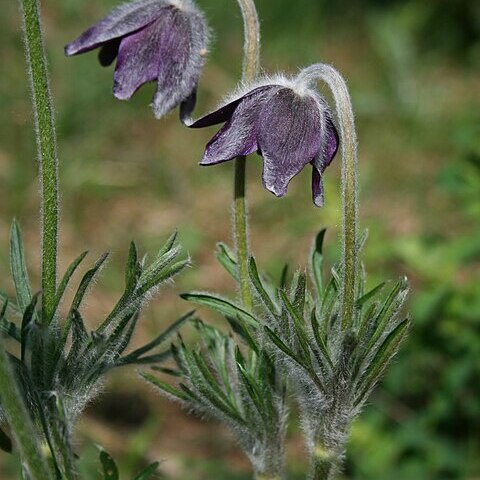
[189, 72, 339, 206]
[65, 0, 209, 120]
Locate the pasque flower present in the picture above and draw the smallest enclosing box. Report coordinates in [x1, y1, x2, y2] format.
[65, 0, 209, 119]
[189, 73, 339, 206]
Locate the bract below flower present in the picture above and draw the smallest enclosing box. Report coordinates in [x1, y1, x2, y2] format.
[65, 0, 209, 120]
[189, 73, 339, 207]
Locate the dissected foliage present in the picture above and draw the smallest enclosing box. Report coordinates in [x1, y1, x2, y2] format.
[0, 221, 189, 478]
[146, 231, 409, 479]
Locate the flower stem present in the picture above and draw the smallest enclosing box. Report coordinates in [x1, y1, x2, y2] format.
[0, 341, 52, 480]
[234, 0, 260, 310]
[311, 459, 333, 480]
[18, 0, 59, 323]
[299, 64, 358, 330]
[234, 157, 253, 310]
[308, 443, 336, 480]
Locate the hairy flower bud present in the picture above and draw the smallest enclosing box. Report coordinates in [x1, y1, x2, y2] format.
[65, 0, 209, 119]
[189, 69, 339, 207]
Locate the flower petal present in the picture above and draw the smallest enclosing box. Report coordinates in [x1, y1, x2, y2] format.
[323, 117, 339, 167]
[311, 163, 325, 207]
[188, 86, 277, 128]
[200, 87, 280, 165]
[152, 7, 209, 119]
[113, 15, 170, 100]
[311, 117, 339, 207]
[258, 88, 322, 197]
[65, 0, 168, 56]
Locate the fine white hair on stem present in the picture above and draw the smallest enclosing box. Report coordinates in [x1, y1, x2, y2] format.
[236, 0, 261, 81]
[298, 63, 359, 331]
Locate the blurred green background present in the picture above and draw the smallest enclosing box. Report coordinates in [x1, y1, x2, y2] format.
[1, 0, 480, 478]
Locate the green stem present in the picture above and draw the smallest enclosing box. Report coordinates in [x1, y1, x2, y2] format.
[0, 342, 52, 480]
[309, 443, 336, 480]
[299, 64, 358, 330]
[312, 459, 333, 480]
[234, 0, 260, 310]
[234, 157, 253, 310]
[19, 0, 59, 323]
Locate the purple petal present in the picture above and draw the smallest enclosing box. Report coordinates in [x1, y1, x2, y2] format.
[257, 88, 322, 197]
[311, 117, 339, 207]
[151, 7, 208, 119]
[200, 87, 280, 165]
[65, 0, 168, 56]
[113, 16, 168, 100]
[311, 163, 325, 207]
[323, 117, 339, 167]
[189, 86, 277, 128]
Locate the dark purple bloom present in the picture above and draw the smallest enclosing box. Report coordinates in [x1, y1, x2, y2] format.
[189, 76, 339, 207]
[65, 0, 209, 119]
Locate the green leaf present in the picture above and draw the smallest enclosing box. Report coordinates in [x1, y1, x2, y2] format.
[61, 310, 89, 378]
[356, 318, 410, 404]
[118, 350, 170, 366]
[311, 309, 333, 368]
[365, 279, 409, 351]
[355, 282, 386, 308]
[248, 257, 278, 315]
[292, 271, 307, 314]
[9, 220, 32, 313]
[279, 264, 289, 290]
[133, 462, 160, 480]
[157, 231, 178, 258]
[138, 259, 188, 295]
[311, 229, 326, 296]
[99, 449, 119, 480]
[225, 315, 259, 353]
[0, 292, 20, 316]
[120, 311, 194, 365]
[216, 243, 238, 280]
[51, 250, 88, 322]
[125, 241, 140, 295]
[21, 293, 40, 362]
[138, 245, 182, 292]
[141, 372, 190, 402]
[180, 292, 258, 327]
[265, 326, 304, 369]
[279, 290, 310, 357]
[70, 253, 109, 313]
[0, 300, 21, 342]
[0, 426, 12, 454]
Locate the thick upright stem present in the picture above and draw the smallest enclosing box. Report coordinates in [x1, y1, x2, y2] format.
[299, 64, 358, 330]
[0, 342, 52, 480]
[311, 459, 333, 480]
[233, 0, 260, 311]
[308, 442, 337, 480]
[19, 0, 59, 322]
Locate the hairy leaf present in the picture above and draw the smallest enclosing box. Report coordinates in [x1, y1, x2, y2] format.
[181, 292, 258, 326]
[9, 220, 32, 313]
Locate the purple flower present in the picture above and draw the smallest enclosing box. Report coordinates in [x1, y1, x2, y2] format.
[65, 0, 209, 119]
[189, 76, 339, 206]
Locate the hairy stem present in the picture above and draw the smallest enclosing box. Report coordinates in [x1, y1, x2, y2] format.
[308, 442, 337, 480]
[311, 459, 333, 480]
[0, 341, 52, 480]
[19, 0, 59, 323]
[299, 64, 358, 330]
[233, 0, 260, 311]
